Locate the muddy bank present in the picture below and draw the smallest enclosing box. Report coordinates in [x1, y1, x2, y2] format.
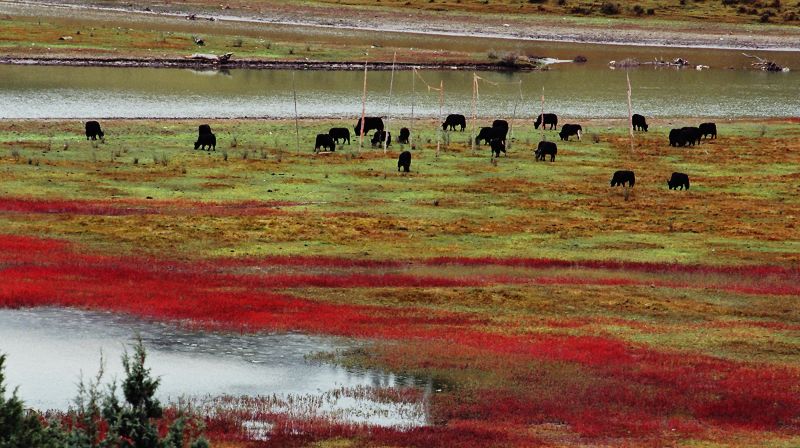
[0, 56, 537, 71]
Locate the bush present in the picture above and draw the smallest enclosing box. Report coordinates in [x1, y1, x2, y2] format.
[600, 2, 620, 14]
[0, 342, 209, 448]
[1, 354, 63, 447]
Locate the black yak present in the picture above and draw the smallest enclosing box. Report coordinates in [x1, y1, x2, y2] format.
[85, 121, 104, 140]
[398, 151, 412, 172]
[610, 170, 635, 187]
[667, 172, 690, 190]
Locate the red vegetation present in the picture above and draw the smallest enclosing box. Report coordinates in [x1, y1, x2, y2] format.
[3, 234, 800, 445]
[0, 197, 298, 217]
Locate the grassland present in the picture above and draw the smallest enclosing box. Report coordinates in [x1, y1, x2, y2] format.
[1, 117, 799, 446]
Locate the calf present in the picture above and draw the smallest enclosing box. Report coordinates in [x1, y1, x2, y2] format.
[398, 151, 412, 172]
[398, 127, 410, 144]
[535, 141, 557, 162]
[194, 132, 216, 151]
[490, 139, 506, 158]
[667, 172, 690, 190]
[632, 114, 648, 132]
[534, 113, 558, 130]
[442, 114, 466, 131]
[85, 121, 104, 140]
[559, 124, 582, 141]
[371, 130, 391, 147]
[475, 127, 497, 145]
[329, 127, 350, 145]
[699, 122, 717, 139]
[354, 117, 384, 137]
[610, 170, 635, 187]
[315, 133, 335, 152]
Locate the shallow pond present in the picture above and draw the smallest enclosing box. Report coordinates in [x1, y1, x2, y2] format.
[0, 307, 428, 428]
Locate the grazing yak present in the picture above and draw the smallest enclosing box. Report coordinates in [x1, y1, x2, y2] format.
[632, 114, 648, 132]
[475, 127, 498, 145]
[534, 113, 558, 130]
[371, 130, 391, 147]
[85, 121, 104, 141]
[490, 138, 506, 158]
[492, 119, 509, 143]
[315, 134, 335, 152]
[535, 141, 557, 162]
[669, 128, 693, 147]
[398, 127, 410, 144]
[329, 127, 350, 145]
[398, 151, 412, 172]
[681, 127, 702, 146]
[198, 124, 212, 136]
[668, 172, 690, 190]
[354, 117, 384, 136]
[559, 124, 582, 141]
[699, 122, 717, 139]
[194, 132, 216, 151]
[442, 114, 467, 131]
[610, 170, 635, 187]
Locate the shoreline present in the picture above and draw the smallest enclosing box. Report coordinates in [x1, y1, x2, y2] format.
[0, 56, 536, 71]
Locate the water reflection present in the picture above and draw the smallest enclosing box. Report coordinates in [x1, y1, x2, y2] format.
[0, 64, 797, 119]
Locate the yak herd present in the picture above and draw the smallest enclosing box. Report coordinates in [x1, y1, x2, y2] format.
[84, 113, 716, 187]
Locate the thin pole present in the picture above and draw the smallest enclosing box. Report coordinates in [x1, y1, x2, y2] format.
[540, 86, 545, 141]
[626, 70, 634, 152]
[436, 79, 443, 158]
[510, 80, 521, 151]
[360, 59, 368, 149]
[411, 68, 416, 149]
[292, 71, 300, 154]
[384, 51, 397, 154]
[471, 73, 477, 153]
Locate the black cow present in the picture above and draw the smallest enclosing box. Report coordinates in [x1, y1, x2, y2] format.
[198, 124, 212, 136]
[442, 114, 466, 131]
[398, 127, 410, 144]
[699, 122, 717, 139]
[354, 117, 384, 136]
[559, 124, 582, 141]
[610, 170, 635, 187]
[85, 121, 104, 140]
[492, 119, 509, 143]
[535, 141, 557, 162]
[490, 138, 506, 158]
[681, 127, 702, 146]
[194, 132, 216, 151]
[315, 134, 335, 152]
[534, 113, 558, 130]
[398, 151, 412, 172]
[329, 127, 350, 145]
[669, 129, 689, 147]
[667, 172, 690, 190]
[371, 130, 391, 147]
[475, 127, 498, 145]
[632, 114, 648, 132]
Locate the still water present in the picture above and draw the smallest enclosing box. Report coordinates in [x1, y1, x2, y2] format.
[0, 307, 427, 427]
[1, 64, 797, 119]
